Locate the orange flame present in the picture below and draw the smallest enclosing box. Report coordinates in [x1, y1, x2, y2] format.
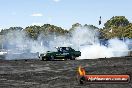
[78, 66, 86, 76]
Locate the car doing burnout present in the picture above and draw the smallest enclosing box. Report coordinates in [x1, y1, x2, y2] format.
[39, 47, 81, 61]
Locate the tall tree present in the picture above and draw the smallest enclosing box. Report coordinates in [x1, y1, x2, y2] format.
[104, 16, 129, 28]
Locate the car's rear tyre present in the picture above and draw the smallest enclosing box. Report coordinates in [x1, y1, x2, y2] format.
[39, 56, 43, 61]
[49, 55, 54, 61]
[41, 57, 46, 61]
[70, 55, 75, 60]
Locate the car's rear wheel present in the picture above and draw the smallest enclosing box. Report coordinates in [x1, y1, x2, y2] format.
[39, 56, 43, 61]
[41, 57, 46, 61]
[49, 55, 54, 61]
[70, 55, 75, 60]
[42, 57, 44, 61]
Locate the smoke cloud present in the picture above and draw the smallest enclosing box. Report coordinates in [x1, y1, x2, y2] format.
[71, 27, 129, 59]
[0, 26, 130, 60]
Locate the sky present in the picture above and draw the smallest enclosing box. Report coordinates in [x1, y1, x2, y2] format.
[0, 0, 132, 29]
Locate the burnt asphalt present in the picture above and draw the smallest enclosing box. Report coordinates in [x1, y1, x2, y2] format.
[0, 57, 132, 88]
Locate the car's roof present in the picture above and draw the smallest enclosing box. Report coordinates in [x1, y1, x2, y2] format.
[58, 47, 71, 48]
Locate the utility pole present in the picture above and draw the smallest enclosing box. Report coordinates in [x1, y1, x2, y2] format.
[78, 34, 80, 51]
[99, 16, 101, 25]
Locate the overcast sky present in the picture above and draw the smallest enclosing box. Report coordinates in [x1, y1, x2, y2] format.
[0, 0, 132, 29]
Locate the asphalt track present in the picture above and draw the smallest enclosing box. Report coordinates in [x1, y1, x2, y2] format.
[0, 57, 132, 88]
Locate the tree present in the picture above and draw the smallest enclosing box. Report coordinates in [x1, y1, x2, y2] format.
[25, 25, 41, 39]
[0, 27, 23, 35]
[84, 24, 99, 29]
[124, 23, 132, 38]
[104, 16, 129, 28]
[100, 16, 132, 39]
[69, 23, 82, 32]
[69, 23, 98, 32]
[24, 24, 69, 40]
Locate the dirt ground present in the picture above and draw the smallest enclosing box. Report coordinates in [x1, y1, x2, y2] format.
[0, 57, 132, 88]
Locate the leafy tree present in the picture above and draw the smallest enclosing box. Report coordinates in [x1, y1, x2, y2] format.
[84, 24, 99, 29]
[69, 23, 82, 32]
[124, 23, 132, 38]
[0, 27, 23, 35]
[24, 24, 69, 40]
[25, 25, 41, 39]
[104, 16, 129, 28]
[69, 23, 98, 32]
[0, 16, 132, 41]
[100, 16, 132, 39]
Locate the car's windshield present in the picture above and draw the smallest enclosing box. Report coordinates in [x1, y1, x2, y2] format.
[57, 47, 70, 52]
